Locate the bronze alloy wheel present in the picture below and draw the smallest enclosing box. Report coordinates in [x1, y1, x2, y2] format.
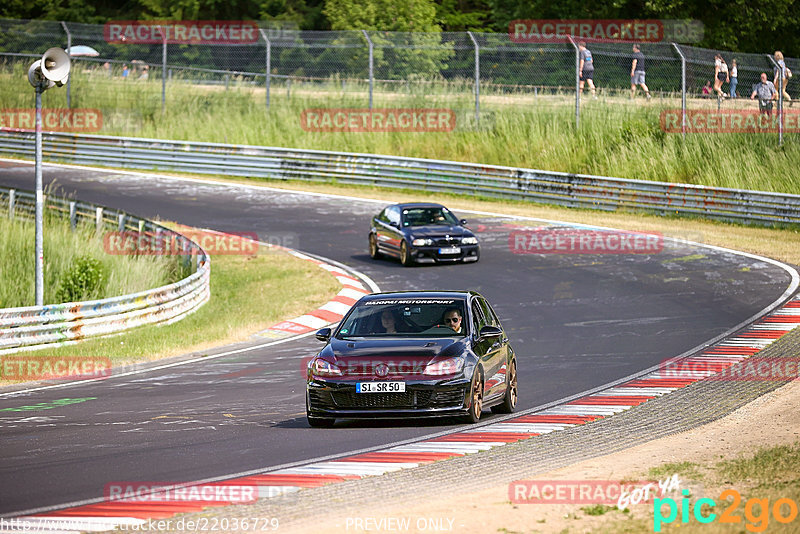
[492, 360, 518, 414]
[369, 233, 381, 259]
[465, 373, 483, 423]
[400, 240, 413, 266]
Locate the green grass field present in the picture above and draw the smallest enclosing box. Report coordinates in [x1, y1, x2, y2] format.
[2, 61, 798, 195]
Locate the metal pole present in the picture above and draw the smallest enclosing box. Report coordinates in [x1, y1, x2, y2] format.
[8, 189, 14, 219]
[34, 87, 44, 306]
[467, 31, 480, 123]
[672, 43, 687, 139]
[767, 54, 784, 146]
[161, 29, 167, 114]
[362, 30, 373, 110]
[568, 36, 579, 128]
[259, 29, 271, 109]
[61, 21, 72, 109]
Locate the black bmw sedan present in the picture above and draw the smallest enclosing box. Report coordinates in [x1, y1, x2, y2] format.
[306, 291, 518, 427]
[368, 203, 480, 266]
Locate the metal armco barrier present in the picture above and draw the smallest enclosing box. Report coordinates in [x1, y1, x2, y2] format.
[1, 131, 799, 226]
[0, 185, 210, 354]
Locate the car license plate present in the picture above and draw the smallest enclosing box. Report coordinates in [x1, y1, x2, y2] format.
[438, 246, 461, 254]
[356, 382, 406, 393]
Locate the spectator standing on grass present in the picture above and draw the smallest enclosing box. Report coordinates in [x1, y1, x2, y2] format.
[773, 51, 792, 106]
[122, 64, 129, 79]
[751, 72, 777, 116]
[139, 65, 149, 81]
[713, 54, 729, 98]
[702, 80, 712, 97]
[729, 59, 738, 98]
[578, 41, 597, 99]
[630, 44, 651, 99]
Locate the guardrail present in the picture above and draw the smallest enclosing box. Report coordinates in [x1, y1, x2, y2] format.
[1, 131, 799, 226]
[0, 186, 210, 354]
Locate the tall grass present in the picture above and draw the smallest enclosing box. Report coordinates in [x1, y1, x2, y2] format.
[0, 212, 182, 308]
[1, 61, 798, 194]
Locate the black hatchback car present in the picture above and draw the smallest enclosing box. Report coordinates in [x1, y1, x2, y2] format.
[368, 203, 480, 266]
[306, 291, 518, 427]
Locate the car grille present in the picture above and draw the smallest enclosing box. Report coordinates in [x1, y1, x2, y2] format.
[329, 387, 465, 409]
[433, 237, 462, 246]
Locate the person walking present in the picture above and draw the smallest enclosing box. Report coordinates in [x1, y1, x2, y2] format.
[729, 59, 738, 98]
[773, 51, 792, 106]
[578, 41, 597, 99]
[630, 44, 651, 99]
[713, 54, 729, 98]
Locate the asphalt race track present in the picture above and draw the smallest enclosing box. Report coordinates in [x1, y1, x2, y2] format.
[0, 160, 794, 516]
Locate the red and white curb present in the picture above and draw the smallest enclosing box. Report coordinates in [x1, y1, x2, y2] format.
[252, 249, 371, 339]
[10, 296, 798, 532]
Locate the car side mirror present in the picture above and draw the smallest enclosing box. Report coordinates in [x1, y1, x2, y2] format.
[460, 219, 468, 225]
[315, 327, 332, 342]
[477, 325, 502, 341]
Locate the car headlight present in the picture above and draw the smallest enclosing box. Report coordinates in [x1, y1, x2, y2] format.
[461, 236, 478, 245]
[412, 238, 434, 246]
[311, 358, 342, 377]
[424, 357, 465, 377]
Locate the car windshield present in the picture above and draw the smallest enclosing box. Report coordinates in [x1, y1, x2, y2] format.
[402, 207, 460, 227]
[337, 298, 467, 338]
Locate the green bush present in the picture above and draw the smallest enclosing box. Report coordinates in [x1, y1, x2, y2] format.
[55, 255, 107, 303]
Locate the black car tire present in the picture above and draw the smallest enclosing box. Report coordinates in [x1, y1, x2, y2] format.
[400, 240, 414, 267]
[463, 371, 484, 423]
[491, 359, 518, 414]
[369, 233, 382, 259]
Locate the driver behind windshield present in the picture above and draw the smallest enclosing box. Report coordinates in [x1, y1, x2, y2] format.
[442, 308, 464, 334]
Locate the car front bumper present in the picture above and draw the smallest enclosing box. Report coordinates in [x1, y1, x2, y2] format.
[410, 244, 479, 263]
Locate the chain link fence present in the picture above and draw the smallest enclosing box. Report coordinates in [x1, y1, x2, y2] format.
[1, 18, 797, 141]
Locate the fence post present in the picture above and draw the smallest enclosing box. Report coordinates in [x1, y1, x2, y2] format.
[767, 54, 784, 146]
[362, 30, 374, 110]
[258, 29, 271, 109]
[467, 31, 480, 123]
[95, 206, 103, 233]
[672, 43, 687, 139]
[69, 201, 76, 230]
[60, 21, 72, 109]
[117, 213, 125, 232]
[161, 28, 168, 114]
[8, 189, 14, 219]
[568, 36, 579, 128]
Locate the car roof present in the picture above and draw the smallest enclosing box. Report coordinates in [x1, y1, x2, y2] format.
[358, 290, 478, 301]
[391, 202, 447, 210]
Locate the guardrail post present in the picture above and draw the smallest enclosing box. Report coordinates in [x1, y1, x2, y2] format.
[467, 31, 480, 123]
[117, 213, 126, 231]
[362, 30, 374, 110]
[672, 43, 687, 139]
[61, 21, 72, 109]
[258, 29, 271, 109]
[69, 201, 76, 230]
[95, 206, 103, 233]
[8, 189, 14, 219]
[287, 77, 291, 98]
[767, 54, 784, 146]
[568, 36, 579, 128]
[138, 219, 145, 234]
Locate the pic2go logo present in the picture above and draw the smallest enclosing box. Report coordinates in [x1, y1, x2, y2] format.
[654, 489, 799, 532]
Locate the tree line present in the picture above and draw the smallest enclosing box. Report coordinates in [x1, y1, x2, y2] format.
[2, 0, 797, 56]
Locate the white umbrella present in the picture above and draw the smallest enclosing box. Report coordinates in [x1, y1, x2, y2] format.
[66, 45, 100, 57]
